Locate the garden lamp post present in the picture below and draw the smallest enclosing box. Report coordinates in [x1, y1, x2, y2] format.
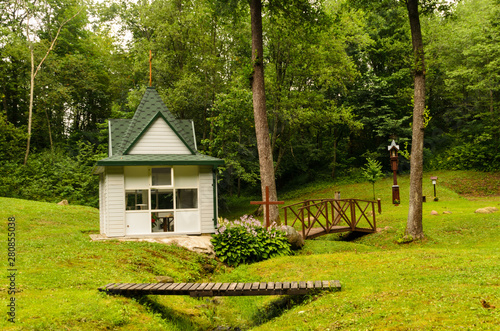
[431, 176, 438, 200]
[388, 140, 400, 205]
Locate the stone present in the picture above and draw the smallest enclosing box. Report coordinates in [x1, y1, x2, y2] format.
[376, 226, 394, 233]
[57, 199, 69, 205]
[475, 207, 498, 214]
[284, 225, 304, 249]
[431, 210, 439, 215]
[155, 276, 174, 283]
[157, 236, 215, 257]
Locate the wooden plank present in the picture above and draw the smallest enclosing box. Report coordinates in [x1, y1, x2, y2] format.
[212, 283, 223, 291]
[306, 281, 314, 289]
[113, 283, 130, 290]
[331, 280, 342, 290]
[275, 282, 282, 290]
[173, 283, 186, 291]
[163, 283, 178, 291]
[283, 282, 291, 289]
[196, 283, 209, 291]
[259, 282, 267, 290]
[128, 284, 143, 291]
[143, 283, 159, 291]
[121, 283, 137, 291]
[135, 283, 151, 291]
[251, 282, 260, 290]
[149, 283, 166, 292]
[314, 281, 322, 289]
[220, 283, 230, 291]
[267, 282, 275, 290]
[189, 283, 202, 291]
[181, 283, 195, 291]
[236, 283, 246, 291]
[204, 283, 216, 291]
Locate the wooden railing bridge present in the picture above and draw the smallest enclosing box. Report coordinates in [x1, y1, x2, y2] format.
[283, 199, 381, 239]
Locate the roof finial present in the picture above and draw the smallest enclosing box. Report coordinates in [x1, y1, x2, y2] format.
[149, 50, 152, 87]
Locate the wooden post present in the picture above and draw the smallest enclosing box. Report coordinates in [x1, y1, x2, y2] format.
[334, 191, 340, 226]
[250, 186, 284, 227]
[350, 200, 356, 231]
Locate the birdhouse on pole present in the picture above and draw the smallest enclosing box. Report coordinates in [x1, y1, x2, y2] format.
[388, 140, 400, 205]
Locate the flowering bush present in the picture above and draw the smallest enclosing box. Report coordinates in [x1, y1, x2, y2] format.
[211, 215, 292, 266]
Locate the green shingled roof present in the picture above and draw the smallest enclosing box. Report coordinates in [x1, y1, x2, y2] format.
[110, 87, 197, 155]
[96, 153, 224, 166]
[101, 87, 222, 167]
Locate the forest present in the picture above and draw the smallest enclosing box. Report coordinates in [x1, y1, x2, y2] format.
[1, 0, 499, 207]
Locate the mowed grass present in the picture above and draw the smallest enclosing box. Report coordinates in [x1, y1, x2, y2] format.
[212, 171, 500, 330]
[0, 170, 499, 330]
[0, 199, 219, 330]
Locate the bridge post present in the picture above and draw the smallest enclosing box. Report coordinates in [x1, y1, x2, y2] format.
[350, 200, 356, 231]
[325, 201, 329, 232]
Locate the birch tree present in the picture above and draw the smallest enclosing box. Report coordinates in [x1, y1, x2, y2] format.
[22, 0, 82, 165]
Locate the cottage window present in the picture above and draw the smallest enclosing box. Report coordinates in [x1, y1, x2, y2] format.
[176, 189, 198, 209]
[126, 190, 149, 210]
[151, 189, 174, 210]
[152, 168, 172, 186]
[152, 212, 174, 233]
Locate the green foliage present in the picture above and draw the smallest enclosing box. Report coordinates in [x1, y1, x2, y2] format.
[0, 112, 27, 163]
[202, 87, 259, 196]
[362, 157, 383, 199]
[435, 136, 500, 171]
[395, 232, 414, 244]
[211, 215, 292, 266]
[0, 142, 106, 207]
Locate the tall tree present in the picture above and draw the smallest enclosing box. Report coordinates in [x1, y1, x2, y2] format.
[405, 0, 425, 239]
[250, 0, 279, 222]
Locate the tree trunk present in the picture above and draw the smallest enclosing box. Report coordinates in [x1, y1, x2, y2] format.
[24, 46, 35, 165]
[331, 136, 337, 178]
[250, 0, 279, 223]
[406, 0, 425, 239]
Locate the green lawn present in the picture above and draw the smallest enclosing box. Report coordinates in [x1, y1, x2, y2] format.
[1, 171, 499, 330]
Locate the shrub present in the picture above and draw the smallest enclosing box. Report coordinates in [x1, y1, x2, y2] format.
[211, 215, 292, 266]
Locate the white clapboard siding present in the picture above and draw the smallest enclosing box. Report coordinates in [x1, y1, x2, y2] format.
[199, 167, 216, 233]
[105, 167, 125, 237]
[128, 118, 191, 155]
[99, 173, 105, 234]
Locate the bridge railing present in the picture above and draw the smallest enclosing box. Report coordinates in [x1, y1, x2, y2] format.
[283, 198, 381, 238]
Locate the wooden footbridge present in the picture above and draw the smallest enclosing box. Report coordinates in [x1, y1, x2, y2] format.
[99, 280, 341, 297]
[283, 198, 381, 239]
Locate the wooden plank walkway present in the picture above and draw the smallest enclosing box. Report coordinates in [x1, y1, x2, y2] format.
[98, 280, 341, 297]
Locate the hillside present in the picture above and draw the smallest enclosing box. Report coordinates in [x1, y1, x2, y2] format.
[1, 170, 499, 330]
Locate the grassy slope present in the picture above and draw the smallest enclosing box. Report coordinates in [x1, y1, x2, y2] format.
[1, 170, 499, 330]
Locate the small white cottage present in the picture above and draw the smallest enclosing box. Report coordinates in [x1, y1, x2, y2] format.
[94, 87, 223, 237]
